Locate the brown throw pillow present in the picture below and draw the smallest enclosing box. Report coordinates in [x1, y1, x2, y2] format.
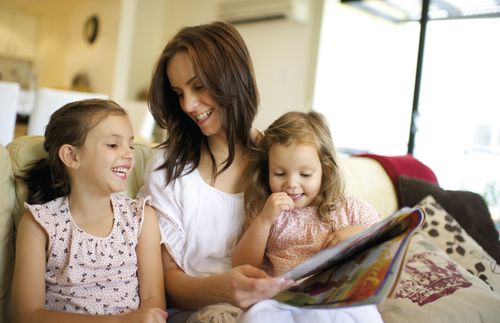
[397, 175, 500, 263]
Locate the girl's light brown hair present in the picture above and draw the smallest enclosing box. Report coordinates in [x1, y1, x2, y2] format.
[244, 111, 344, 230]
[148, 21, 259, 184]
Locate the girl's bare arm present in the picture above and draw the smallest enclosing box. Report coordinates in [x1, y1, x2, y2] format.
[232, 192, 293, 268]
[136, 205, 167, 310]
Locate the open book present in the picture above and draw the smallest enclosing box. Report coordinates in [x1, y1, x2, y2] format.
[273, 206, 425, 308]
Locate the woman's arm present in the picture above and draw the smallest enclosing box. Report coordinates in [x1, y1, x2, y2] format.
[232, 192, 294, 268]
[162, 247, 292, 310]
[136, 205, 167, 310]
[13, 212, 166, 323]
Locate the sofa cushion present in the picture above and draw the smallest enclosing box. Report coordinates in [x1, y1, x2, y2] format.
[415, 195, 499, 292]
[397, 175, 500, 263]
[378, 233, 500, 323]
[340, 156, 398, 217]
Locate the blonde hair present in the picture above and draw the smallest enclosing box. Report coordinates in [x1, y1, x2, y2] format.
[244, 111, 344, 230]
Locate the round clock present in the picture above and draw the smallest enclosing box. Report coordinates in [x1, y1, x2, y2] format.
[83, 15, 99, 44]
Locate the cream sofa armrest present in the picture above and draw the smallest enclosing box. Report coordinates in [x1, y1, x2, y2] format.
[0, 144, 15, 322]
[340, 156, 398, 217]
[7, 136, 46, 229]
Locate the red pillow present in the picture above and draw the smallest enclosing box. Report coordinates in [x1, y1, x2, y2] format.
[357, 153, 438, 187]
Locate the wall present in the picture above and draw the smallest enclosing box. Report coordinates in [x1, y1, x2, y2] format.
[145, 0, 324, 130]
[125, 0, 170, 101]
[31, 0, 323, 130]
[239, 18, 319, 129]
[35, 0, 121, 95]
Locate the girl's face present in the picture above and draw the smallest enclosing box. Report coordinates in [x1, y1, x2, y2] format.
[167, 51, 223, 138]
[75, 114, 135, 195]
[268, 143, 322, 208]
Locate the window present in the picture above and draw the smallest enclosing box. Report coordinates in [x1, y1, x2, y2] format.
[314, 0, 418, 154]
[314, 0, 500, 219]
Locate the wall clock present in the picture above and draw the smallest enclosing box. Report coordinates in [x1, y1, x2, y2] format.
[83, 15, 99, 44]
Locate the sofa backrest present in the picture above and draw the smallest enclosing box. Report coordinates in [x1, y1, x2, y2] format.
[0, 135, 398, 321]
[340, 156, 398, 217]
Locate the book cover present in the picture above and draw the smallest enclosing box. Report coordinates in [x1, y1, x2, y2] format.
[274, 207, 425, 308]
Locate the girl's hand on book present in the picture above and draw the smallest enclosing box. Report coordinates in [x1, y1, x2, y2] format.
[323, 225, 368, 248]
[259, 192, 294, 225]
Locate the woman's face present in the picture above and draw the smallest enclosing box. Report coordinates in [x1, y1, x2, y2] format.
[167, 52, 223, 138]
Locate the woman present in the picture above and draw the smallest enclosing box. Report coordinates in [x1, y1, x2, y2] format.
[139, 21, 382, 323]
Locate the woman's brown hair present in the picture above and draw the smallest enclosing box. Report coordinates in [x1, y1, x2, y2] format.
[244, 111, 344, 230]
[148, 21, 259, 184]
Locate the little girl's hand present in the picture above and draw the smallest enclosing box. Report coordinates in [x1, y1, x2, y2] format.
[323, 225, 368, 248]
[259, 192, 294, 225]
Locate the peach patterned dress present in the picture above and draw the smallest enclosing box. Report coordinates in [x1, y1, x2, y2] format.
[25, 193, 147, 315]
[265, 196, 381, 276]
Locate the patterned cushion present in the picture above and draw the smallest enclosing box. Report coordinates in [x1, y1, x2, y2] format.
[415, 195, 500, 292]
[378, 234, 500, 323]
[397, 175, 500, 263]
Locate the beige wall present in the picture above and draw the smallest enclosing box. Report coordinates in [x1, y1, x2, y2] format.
[36, 0, 121, 96]
[32, 0, 324, 130]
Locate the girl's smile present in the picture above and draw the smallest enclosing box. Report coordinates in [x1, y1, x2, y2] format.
[268, 143, 323, 209]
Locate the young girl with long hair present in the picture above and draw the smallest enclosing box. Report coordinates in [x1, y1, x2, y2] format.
[12, 99, 166, 323]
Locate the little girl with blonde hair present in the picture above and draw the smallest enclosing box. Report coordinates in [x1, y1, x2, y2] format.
[233, 111, 381, 276]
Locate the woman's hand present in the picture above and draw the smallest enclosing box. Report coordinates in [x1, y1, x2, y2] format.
[258, 192, 294, 225]
[323, 225, 368, 248]
[221, 265, 294, 309]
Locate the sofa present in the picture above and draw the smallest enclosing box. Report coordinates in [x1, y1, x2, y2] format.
[1, 135, 499, 322]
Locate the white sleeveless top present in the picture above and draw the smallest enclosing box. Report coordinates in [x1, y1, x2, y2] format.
[138, 149, 245, 277]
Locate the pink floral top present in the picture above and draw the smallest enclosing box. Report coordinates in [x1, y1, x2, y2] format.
[265, 196, 380, 276]
[25, 193, 147, 315]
